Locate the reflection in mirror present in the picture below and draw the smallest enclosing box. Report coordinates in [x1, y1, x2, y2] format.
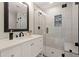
[4, 2, 29, 32]
[9, 2, 27, 29]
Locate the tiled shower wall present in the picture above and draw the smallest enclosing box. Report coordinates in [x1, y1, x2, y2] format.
[45, 2, 78, 54]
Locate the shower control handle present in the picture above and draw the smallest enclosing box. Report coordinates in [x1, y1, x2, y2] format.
[46, 27, 48, 34]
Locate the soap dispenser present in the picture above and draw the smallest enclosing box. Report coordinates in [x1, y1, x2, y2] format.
[9, 30, 13, 40]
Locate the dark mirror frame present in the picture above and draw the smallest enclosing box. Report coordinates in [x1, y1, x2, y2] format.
[4, 2, 29, 32]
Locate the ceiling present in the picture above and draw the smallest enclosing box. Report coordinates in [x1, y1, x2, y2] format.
[33, 2, 52, 11]
[33, 2, 68, 11]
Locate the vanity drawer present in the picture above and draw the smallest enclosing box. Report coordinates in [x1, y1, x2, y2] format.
[0, 45, 22, 57]
[21, 37, 43, 57]
[37, 37, 43, 51]
[0, 36, 43, 57]
[30, 37, 43, 56]
[21, 41, 31, 57]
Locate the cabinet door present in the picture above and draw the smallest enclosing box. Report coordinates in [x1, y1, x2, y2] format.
[22, 42, 31, 57]
[36, 37, 43, 53]
[1, 45, 22, 57]
[31, 37, 43, 57]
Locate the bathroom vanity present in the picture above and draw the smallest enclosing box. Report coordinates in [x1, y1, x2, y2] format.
[0, 35, 43, 57]
[1, 2, 43, 57]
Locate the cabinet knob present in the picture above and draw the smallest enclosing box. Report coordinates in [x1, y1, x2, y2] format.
[11, 54, 15, 57]
[31, 43, 34, 46]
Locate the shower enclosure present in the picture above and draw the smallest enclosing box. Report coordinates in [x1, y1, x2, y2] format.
[33, 2, 79, 57]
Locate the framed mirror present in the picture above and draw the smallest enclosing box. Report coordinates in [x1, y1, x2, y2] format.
[4, 2, 29, 32]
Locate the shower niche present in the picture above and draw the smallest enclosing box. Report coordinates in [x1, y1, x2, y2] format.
[54, 14, 62, 27]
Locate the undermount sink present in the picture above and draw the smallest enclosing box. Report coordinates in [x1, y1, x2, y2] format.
[13, 35, 42, 40]
[14, 35, 33, 40]
[21, 35, 34, 39]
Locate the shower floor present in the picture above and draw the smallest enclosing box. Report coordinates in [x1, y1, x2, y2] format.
[43, 46, 79, 57]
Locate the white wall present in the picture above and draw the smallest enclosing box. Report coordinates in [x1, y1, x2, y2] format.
[64, 2, 78, 54]
[28, 2, 34, 33]
[0, 3, 4, 33]
[45, 2, 66, 50]
[33, 4, 47, 34]
[0, 3, 9, 39]
[0, 2, 34, 39]
[33, 4, 48, 47]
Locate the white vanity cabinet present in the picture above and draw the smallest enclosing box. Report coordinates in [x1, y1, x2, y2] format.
[30, 37, 43, 57]
[22, 37, 43, 57]
[0, 45, 22, 57]
[0, 35, 43, 57]
[22, 41, 31, 57]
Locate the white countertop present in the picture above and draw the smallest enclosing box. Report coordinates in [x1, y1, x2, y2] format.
[0, 34, 43, 51]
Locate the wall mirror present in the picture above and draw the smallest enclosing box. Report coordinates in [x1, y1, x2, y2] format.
[4, 2, 29, 32]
